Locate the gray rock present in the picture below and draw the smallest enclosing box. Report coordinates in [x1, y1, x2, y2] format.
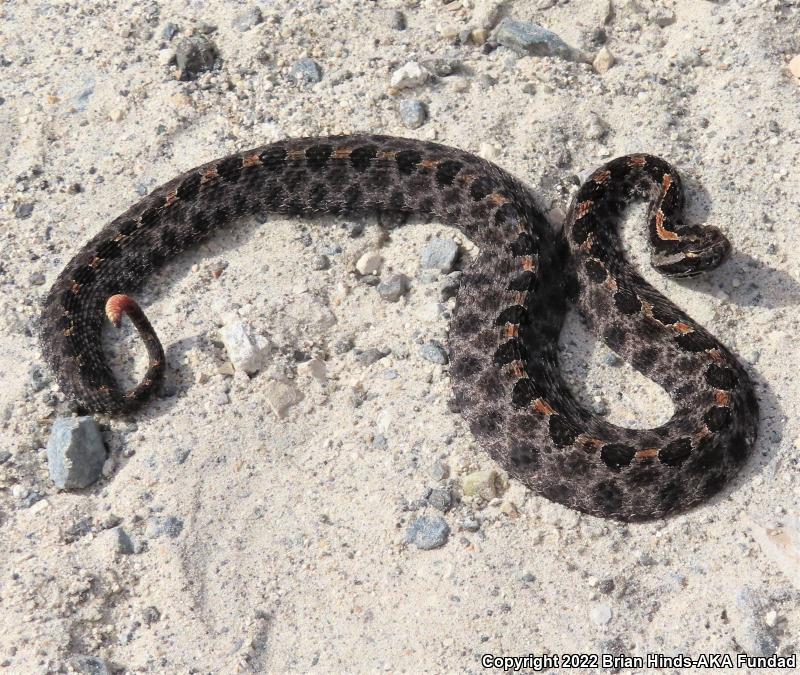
[175, 36, 219, 80]
[439, 272, 462, 300]
[69, 655, 110, 675]
[427, 487, 452, 512]
[161, 22, 178, 40]
[290, 58, 322, 84]
[47, 417, 106, 490]
[14, 202, 34, 219]
[430, 460, 450, 481]
[405, 515, 450, 550]
[109, 526, 135, 554]
[420, 340, 448, 365]
[0, 451, 11, 465]
[232, 6, 263, 32]
[146, 515, 184, 539]
[372, 434, 388, 450]
[492, 17, 584, 62]
[389, 10, 406, 30]
[377, 273, 410, 302]
[356, 348, 389, 366]
[311, 254, 330, 270]
[333, 337, 354, 354]
[399, 99, 427, 129]
[421, 237, 459, 272]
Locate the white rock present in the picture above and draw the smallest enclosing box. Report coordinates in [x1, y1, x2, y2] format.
[472, 0, 505, 30]
[764, 610, 778, 627]
[220, 321, 272, 375]
[590, 603, 612, 625]
[298, 358, 327, 381]
[593, 47, 615, 74]
[355, 251, 383, 275]
[264, 381, 304, 418]
[789, 55, 800, 79]
[390, 61, 428, 90]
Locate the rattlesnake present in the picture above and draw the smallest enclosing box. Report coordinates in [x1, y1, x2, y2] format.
[39, 135, 759, 521]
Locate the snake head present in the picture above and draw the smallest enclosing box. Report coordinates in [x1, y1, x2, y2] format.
[653, 226, 731, 278]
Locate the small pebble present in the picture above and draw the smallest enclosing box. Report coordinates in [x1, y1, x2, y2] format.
[377, 273, 410, 302]
[462, 469, 498, 499]
[264, 381, 303, 418]
[399, 99, 427, 129]
[14, 202, 34, 219]
[492, 18, 582, 62]
[146, 515, 184, 539]
[405, 515, 450, 550]
[789, 55, 800, 79]
[46, 417, 106, 490]
[109, 526, 135, 554]
[421, 237, 459, 272]
[431, 460, 450, 481]
[389, 10, 406, 30]
[427, 487, 452, 512]
[419, 340, 448, 365]
[69, 656, 110, 675]
[356, 348, 389, 366]
[220, 321, 271, 375]
[175, 36, 218, 81]
[439, 272, 462, 300]
[390, 61, 428, 90]
[590, 603, 612, 625]
[290, 57, 322, 84]
[355, 251, 383, 275]
[311, 254, 330, 270]
[232, 6, 263, 32]
[593, 47, 615, 74]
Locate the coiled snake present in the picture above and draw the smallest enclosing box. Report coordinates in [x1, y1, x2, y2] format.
[39, 135, 759, 521]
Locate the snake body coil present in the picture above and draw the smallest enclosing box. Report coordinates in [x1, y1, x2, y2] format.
[39, 135, 759, 521]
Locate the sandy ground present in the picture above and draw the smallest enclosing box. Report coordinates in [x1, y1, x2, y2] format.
[1, 0, 800, 672]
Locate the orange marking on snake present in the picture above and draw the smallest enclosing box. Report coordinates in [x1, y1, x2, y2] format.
[574, 200, 593, 220]
[89, 257, 103, 269]
[417, 158, 439, 169]
[715, 390, 731, 406]
[332, 147, 354, 159]
[376, 150, 397, 161]
[593, 169, 611, 184]
[487, 192, 509, 206]
[533, 398, 556, 415]
[105, 294, 138, 327]
[707, 349, 726, 364]
[635, 448, 659, 460]
[655, 210, 679, 240]
[673, 322, 693, 334]
[507, 361, 526, 378]
[662, 173, 673, 192]
[513, 291, 528, 306]
[201, 167, 219, 184]
[287, 148, 306, 160]
[70, 282, 82, 293]
[628, 155, 647, 168]
[504, 323, 520, 338]
[165, 191, 178, 207]
[522, 255, 536, 271]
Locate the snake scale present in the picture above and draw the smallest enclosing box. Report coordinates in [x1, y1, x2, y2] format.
[39, 135, 759, 521]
